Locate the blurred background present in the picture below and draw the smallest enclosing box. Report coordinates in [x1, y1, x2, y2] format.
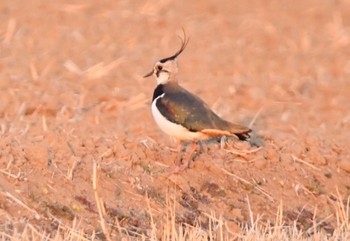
[1, 0, 349, 139]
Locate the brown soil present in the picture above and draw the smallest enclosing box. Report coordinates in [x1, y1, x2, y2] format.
[0, 0, 350, 239]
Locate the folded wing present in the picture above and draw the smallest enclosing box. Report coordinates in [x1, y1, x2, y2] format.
[155, 84, 251, 140]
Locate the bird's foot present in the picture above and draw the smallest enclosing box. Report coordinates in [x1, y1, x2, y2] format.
[166, 141, 201, 174]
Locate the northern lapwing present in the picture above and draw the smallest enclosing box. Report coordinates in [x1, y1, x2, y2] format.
[144, 32, 251, 171]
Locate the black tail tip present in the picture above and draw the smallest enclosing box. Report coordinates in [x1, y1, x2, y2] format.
[236, 130, 251, 141]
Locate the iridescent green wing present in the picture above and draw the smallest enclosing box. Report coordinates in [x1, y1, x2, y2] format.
[155, 89, 225, 131]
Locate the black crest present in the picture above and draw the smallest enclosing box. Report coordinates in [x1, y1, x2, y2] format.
[159, 30, 189, 63]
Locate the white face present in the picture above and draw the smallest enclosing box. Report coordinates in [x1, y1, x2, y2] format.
[156, 70, 170, 84]
[153, 59, 178, 85]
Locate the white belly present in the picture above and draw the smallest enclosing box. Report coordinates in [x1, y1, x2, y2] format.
[151, 95, 207, 141]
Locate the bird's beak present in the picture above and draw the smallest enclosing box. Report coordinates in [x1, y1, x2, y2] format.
[143, 70, 154, 78]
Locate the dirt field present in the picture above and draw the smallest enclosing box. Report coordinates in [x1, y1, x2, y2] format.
[0, 0, 350, 239]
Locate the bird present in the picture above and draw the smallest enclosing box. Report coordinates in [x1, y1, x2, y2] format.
[144, 32, 251, 171]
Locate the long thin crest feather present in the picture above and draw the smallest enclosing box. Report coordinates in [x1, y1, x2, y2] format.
[144, 29, 189, 78]
[159, 30, 189, 63]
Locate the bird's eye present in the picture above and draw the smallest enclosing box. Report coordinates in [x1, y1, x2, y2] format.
[156, 65, 163, 71]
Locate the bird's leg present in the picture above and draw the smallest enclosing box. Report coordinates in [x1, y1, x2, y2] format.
[175, 141, 187, 165]
[179, 141, 201, 170]
[190, 141, 204, 163]
[165, 142, 187, 174]
[166, 141, 202, 174]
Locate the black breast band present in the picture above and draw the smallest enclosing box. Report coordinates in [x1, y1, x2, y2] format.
[152, 84, 164, 101]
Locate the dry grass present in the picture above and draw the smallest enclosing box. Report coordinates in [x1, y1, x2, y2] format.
[1, 165, 349, 241]
[1, 156, 348, 240]
[0, 194, 348, 240]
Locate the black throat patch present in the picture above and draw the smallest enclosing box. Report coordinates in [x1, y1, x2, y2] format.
[152, 84, 164, 101]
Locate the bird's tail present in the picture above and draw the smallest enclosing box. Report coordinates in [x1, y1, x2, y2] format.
[228, 123, 251, 141]
[235, 131, 251, 141]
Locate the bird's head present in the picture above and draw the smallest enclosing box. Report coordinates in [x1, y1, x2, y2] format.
[144, 32, 189, 85]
